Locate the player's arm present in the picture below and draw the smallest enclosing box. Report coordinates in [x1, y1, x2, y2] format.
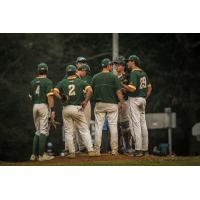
[81, 85, 93, 109]
[47, 81, 55, 120]
[53, 81, 62, 100]
[53, 88, 62, 100]
[146, 84, 152, 99]
[123, 71, 137, 93]
[123, 84, 136, 93]
[116, 89, 125, 111]
[28, 81, 34, 101]
[146, 74, 152, 99]
[47, 81, 54, 108]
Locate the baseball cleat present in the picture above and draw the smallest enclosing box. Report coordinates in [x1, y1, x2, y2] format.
[30, 154, 37, 161]
[142, 151, 150, 156]
[38, 154, 55, 161]
[111, 150, 119, 156]
[88, 151, 99, 157]
[67, 153, 76, 159]
[134, 150, 144, 157]
[93, 150, 101, 156]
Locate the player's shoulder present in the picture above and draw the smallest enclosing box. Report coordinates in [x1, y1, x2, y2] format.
[31, 77, 36, 84]
[76, 77, 87, 85]
[92, 72, 102, 79]
[45, 77, 53, 83]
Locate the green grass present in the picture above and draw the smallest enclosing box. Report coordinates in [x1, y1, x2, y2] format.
[1, 156, 200, 166]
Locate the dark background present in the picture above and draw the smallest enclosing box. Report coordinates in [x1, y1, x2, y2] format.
[0, 33, 200, 161]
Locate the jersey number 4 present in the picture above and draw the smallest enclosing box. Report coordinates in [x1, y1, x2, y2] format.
[139, 77, 147, 89]
[68, 84, 76, 96]
[35, 85, 40, 96]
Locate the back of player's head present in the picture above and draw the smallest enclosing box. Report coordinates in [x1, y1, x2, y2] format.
[66, 65, 77, 76]
[37, 63, 48, 75]
[101, 58, 112, 68]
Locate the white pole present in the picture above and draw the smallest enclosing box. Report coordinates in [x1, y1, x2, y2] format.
[112, 33, 119, 75]
[112, 33, 119, 60]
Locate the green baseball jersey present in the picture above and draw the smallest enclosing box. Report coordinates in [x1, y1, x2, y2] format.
[82, 75, 92, 85]
[54, 77, 90, 106]
[30, 77, 53, 104]
[91, 72, 122, 104]
[128, 69, 151, 98]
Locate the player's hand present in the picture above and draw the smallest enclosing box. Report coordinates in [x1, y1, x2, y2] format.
[51, 111, 55, 121]
[121, 88, 127, 94]
[119, 102, 125, 112]
[81, 100, 88, 109]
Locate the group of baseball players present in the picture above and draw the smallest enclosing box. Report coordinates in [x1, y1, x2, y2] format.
[29, 55, 152, 161]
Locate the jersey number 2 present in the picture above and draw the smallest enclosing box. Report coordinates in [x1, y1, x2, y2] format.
[68, 84, 76, 96]
[139, 77, 147, 89]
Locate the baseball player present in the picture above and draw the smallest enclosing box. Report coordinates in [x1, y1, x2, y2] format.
[78, 64, 92, 127]
[123, 55, 152, 157]
[113, 56, 133, 154]
[61, 58, 89, 153]
[53, 65, 96, 158]
[29, 63, 55, 161]
[91, 58, 125, 156]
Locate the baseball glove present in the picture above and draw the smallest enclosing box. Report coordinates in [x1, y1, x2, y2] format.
[60, 93, 69, 106]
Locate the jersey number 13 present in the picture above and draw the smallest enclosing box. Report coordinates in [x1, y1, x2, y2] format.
[139, 77, 147, 89]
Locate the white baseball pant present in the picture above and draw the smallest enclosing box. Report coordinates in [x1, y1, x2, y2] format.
[128, 97, 148, 151]
[33, 103, 49, 136]
[62, 105, 94, 154]
[94, 102, 118, 152]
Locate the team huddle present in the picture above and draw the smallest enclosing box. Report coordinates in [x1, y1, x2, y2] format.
[29, 55, 152, 161]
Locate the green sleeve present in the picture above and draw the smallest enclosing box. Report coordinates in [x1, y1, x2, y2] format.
[87, 75, 92, 85]
[129, 71, 137, 87]
[82, 80, 90, 90]
[114, 75, 122, 92]
[91, 76, 95, 89]
[54, 80, 63, 93]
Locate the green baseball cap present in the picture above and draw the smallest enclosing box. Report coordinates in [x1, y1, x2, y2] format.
[127, 55, 141, 66]
[79, 64, 91, 71]
[101, 58, 112, 67]
[37, 63, 48, 73]
[66, 65, 77, 73]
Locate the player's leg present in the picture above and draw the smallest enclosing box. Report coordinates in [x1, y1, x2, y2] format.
[63, 106, 76, 157]
[127, 98, 136, 143]
[129, 97, 143, 156]
[106, 103, 119, 155]
[30, 105, 40, 161]
[76, 101, 92, 153]
[140, 98, 149, 153]
[74, 107, 94, 153]
[94, 103, 106, 155]
[118, 123, 124, 154]
[83, 100, 91, 128]
[38, 104, 54, 161]
[74, 122, 83, 152]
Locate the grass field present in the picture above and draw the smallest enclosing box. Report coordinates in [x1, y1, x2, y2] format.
[1, 154, 200, 166]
